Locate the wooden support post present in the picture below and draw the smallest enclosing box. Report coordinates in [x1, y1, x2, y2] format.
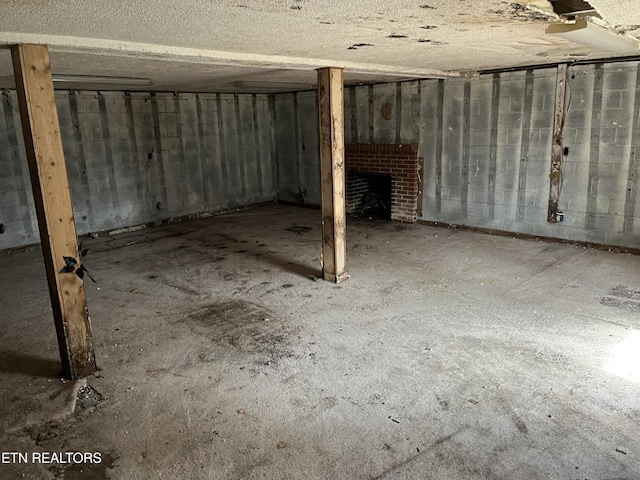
[317, 67, 348, 283]
[11, 44, 96, 379]
[548, 64, 569, 223]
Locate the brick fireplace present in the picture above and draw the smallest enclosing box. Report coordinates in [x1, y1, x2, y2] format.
[344, 144, 422, 223]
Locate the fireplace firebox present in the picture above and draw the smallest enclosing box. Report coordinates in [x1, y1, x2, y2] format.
[346, 173, 392, 220]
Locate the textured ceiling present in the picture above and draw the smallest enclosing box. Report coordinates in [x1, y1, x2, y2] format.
[0, 0, 639, 92]
[588, 0, 640, 31]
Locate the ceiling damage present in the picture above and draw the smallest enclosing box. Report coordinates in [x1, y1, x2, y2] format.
[0, 0, 638, 92]
[517, 0, 640, 54]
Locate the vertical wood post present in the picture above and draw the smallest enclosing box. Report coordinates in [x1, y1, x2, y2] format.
[548, 63, 569, 223]
[317, 67, 348, 283]
[12, 44, 96, 379]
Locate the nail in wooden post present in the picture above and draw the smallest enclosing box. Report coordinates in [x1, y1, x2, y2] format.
[11, 44, 96, 379]
[317, 67, 348, 283]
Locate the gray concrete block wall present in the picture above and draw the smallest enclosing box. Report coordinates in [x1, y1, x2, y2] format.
[297, 91, 321, 206]
[1, 91, 37, 247]
[4, 61, 640, 250]
[417, 80, 442, 217]
[0, 90, 276, 250]
[275, 61, 640, 249]
[273, 91, 320, 205]
[273, 93, 298, 203]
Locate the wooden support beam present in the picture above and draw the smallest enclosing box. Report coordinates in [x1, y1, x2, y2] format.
[11, 44, 96, 379]
[317, 67, 348, 283]
[548, 63, 569, 223]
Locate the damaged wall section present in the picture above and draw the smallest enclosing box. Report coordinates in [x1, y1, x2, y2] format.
[274, 61, 640, 249]
[0, 91, 276, 250]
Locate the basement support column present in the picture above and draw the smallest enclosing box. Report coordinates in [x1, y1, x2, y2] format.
[317, 67, 348, 283]
[11, 44, 96, 379]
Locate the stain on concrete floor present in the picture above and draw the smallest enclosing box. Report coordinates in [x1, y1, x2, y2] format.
[601, 285, 640, 313]
[187, 299, 298, 368]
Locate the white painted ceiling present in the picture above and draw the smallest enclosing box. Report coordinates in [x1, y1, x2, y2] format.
[0, 0, 639, 92]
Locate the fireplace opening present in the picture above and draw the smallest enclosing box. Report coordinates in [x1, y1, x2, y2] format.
[346, 172, 392, 220]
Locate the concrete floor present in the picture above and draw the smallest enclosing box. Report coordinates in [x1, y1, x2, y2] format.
[1, 203, 639, 480]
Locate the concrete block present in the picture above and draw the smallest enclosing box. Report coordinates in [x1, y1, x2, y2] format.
[584, 228, 608, 244]
[116, 126, 132, 141]
[507, 128, 525, 145]
[107, 113, 129, 127]
[181, 122, 199, 138]
[445, 97, 464, 121]
[440, 198, 462, 215]
[86, 141, 108, 160]
[155, 92, 174, 102]
[3, 205, 29, 223]
[496, 144, 519, 163]
[88, 177, 111, 196]
[441, 185, 462, 201]
[555, 207, 582, 228]
[566, 108, 590, 128]
[603, 68, 634, 91]
[0, 176, 18, 193]
[500, 79, 526, 99]
[562, 161, 589, 188]
[437, 212, 468, 225]
[180, 110, 198, 127]
[572, 127, 591, 145]
[631, 215, 640, 235]
[606, 231, 640, 249]
[163, 137, 182, 154]
[522, 160, 540, 177]
[503, 218, 535, 234]
[158, 112, 178, 127]
[522, 206, 547, 224]
[596, 178, 620, 200]
[166, 123, 179, 138]
[495, 163, 519, 193]
[80, 119, 104, 142]
[509, 94, 525, 114]
[468, 202, 489, 218]
[524, 191, 537, 208]
[98, 95, 119, 113]
[607, 196, 626, 216]
[421, 196, 439, 217]
[110, 141, 131, 159]
[469, 129, 490, 146]
[82, 96, 102, 114]
[565, 192, 588, 213]
[594, 213, 622, 232]
[538, 128, 553, 145]
[503, 159, 520, 180]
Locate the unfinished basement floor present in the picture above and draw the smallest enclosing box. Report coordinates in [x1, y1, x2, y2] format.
[1, 203, 639, 480]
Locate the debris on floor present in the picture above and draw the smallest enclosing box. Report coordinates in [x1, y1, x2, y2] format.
[76, 384, 103, 410]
